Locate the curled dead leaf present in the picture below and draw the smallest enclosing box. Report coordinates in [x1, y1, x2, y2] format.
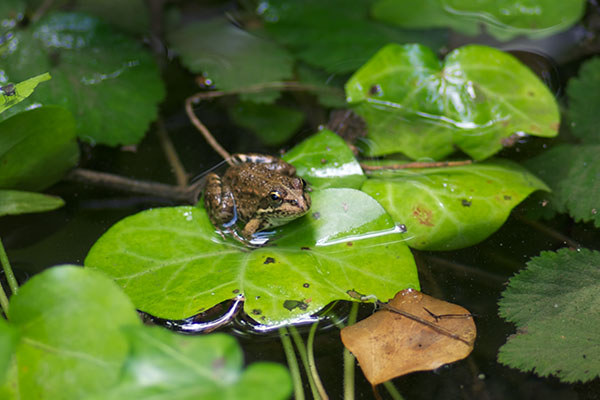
[340, 288, 476, 385]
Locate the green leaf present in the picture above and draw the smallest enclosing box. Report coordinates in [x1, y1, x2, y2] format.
[91, 326, 292, 400]
[525, 144, 600, 227]
[0, 106, 79, 191]
[259, 0, 447, 74]
[296, 64, 347, 108]
[346, 44, 560, 160]
[0, 73, 51, 114]
[85, 188, 419, 325]
[0, 318, 18, 384]
[282, 129, 365, 189]
[229, 102, 305, 146]
[0, 190, 64, 216]
[498, 248, 600, 383]
[0, 12, 165, 146]
[361, 159, 549, 250]
[167, 17, 293, 103]
[566, 57, 600, 143]
[0, 265, 141, 399]
[372, 0, 585, 41]
[73, 0, 149, 34]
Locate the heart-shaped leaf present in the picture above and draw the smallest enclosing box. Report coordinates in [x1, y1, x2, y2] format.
[361, 159, 549, 250]
[0, 190, 64, 216]
[85, 188, 419, 325]
[90, 326, 292, 400]
[346, 44, 560, 160]
[0, 12, 165, 146]
[0, 265, 141, 400]
[282, 129, 365, 189]
[0, 106, 79, 191]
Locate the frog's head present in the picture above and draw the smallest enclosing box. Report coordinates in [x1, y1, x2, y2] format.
[257, 176, 311, 229]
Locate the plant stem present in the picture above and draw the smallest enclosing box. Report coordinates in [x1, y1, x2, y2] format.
[307, 322, 328, 399]
[279, 327, 305, 400]
[0, 238, 18, 295]
[382, 381, 406, 400]
[155, 118, 189, 187]
[361, 160, 472, 172]
[343, 301, 359, 400]
[289, 326, 321, 400]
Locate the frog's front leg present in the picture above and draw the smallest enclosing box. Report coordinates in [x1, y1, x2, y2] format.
[231, 153, 296, 176]
[241, 217, 267, 239]
[204, 173, 237, 234]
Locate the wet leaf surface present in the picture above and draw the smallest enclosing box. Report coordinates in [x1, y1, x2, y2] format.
[0, 266, 141, 399]
[341, 289, 475, 385]
[85, 188, 419, 325]
[0, 190, 64, 216]
[90, 326, 292, 400]
[361, 159, 548, 250]
[566, 57, 600, 144]
[0, 12, 164, 146]
[282, 129, 365, 189]
[498, 248, 600, 383]
[372, 0, 585, 40]
[346, 44, 560, 160]
[0, 106, 79, 191]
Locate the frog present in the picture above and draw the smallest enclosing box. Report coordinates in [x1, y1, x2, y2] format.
[204, 153, 311, 241]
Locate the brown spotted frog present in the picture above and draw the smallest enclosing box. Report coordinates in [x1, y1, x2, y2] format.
[204, 153, 311, 241]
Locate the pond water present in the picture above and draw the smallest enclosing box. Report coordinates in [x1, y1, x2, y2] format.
[2, 1, 599, 399]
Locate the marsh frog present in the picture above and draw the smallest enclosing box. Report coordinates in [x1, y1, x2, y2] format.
[204, 153, 311, 241]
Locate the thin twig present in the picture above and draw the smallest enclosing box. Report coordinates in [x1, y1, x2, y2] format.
[361, 160, 473, 172]
[0, 238, 18, 295]
[155, 118, 189, 187]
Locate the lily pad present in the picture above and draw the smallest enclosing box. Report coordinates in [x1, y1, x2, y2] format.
[566, 57, 600, 144]
[0, 190, 64, 216]
[229, 102, 305, 146]
[0, 265, 141, 400]
[372, 0, 585, 41]
[282, 129, 365, 189]
[0, 318, 18, 384]
[498, 248, 600, 383]
[91, 326, 292, 400]
[361, 159, 549, 250]
[0, 106, 79, 191]
[0, 72, 51, 114]
[85, 188, 419, 325]
[0, 12, 165, 146]
[346, 43, 560, 160]
[259, 0, 446, 74]
[168, 17, 293, 104]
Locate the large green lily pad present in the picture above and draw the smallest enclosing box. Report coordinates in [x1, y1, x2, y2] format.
[0, 12, 165, 146]
[346, 44, 560, 160]
[85, 188, 419, 325]
[0, 266, 141, 400]
[361, 159, 549, 250]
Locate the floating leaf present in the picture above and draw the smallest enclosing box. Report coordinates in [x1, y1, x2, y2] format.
[168, 17, 293, 103]
[0, 106, 79, 191]
[91, 326, 292, 400]
[0, 190, 64, 216]
[566, 57, 600, 143]
[282, 129, 365, 189]
[361, 159, 549, 250]
[341, 289, 475, 385]
[259, 0, 446, 74]
[85, 188, 419, 325]
[498, 248, 600, 383]
[346, 44, 560, 160]
[0, 318, 18, 384]
[0, 12, 165, 146]
[229, 102, 305, 146]
[525, 144, 600, 227]
[0, 72, 51, 114]
[372, 0, 585, 41]
[0, 265, 141, 399]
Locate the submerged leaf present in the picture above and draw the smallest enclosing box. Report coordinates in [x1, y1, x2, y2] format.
[361, 159, 549, 250]
[341, 289, 475, 385]
[0, 106, 79, 191]
[91, 326, 292, 400]
[566, 57, 600, 143]
[0, 190, 64, 216]
[346, 44, 560, 160]
[0, 72, 51, 114]
[85, 188, 419, 325]
[498, 248, 600, 383]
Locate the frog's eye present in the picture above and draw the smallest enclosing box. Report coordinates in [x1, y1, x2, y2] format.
[269, 191, 283, 203]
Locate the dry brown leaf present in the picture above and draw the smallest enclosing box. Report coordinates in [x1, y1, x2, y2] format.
[340, 288, 476, 385]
